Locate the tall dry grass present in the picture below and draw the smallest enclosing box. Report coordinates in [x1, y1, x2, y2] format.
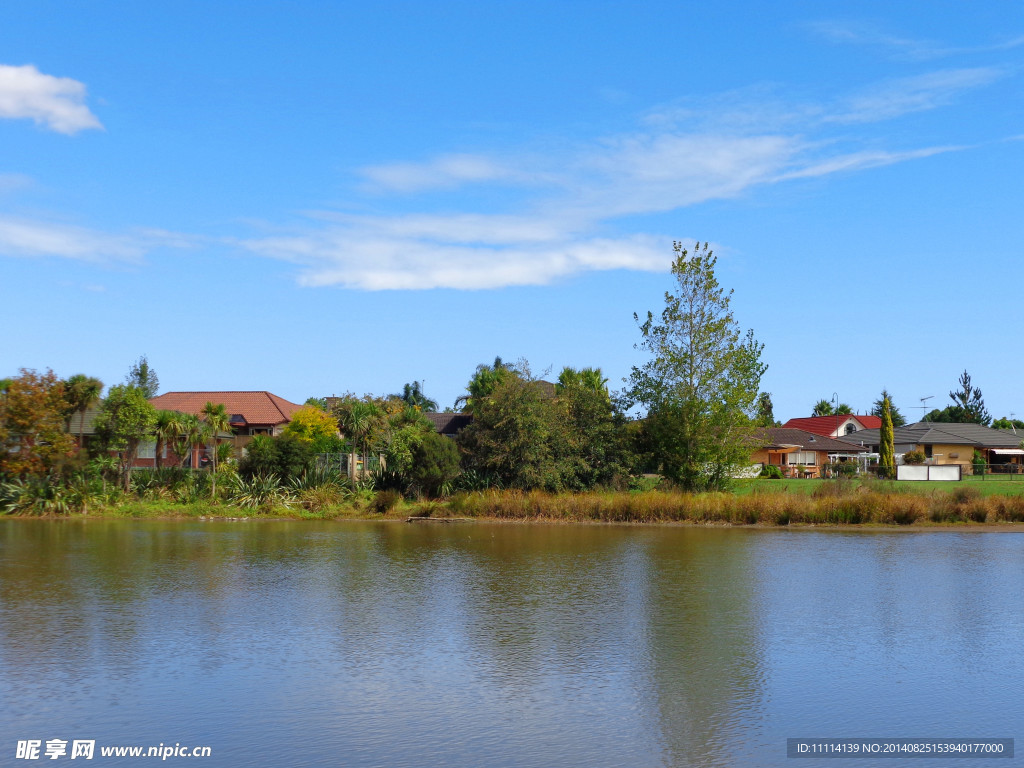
[444, 482, 1024, 526]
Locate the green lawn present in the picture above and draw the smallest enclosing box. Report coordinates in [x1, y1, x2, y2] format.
[734, 476, 1024, 497]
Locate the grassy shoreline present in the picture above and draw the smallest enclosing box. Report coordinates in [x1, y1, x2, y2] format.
[8, 480, 1024, 527]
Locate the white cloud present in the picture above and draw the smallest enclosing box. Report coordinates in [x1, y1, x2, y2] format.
[0, 217, 201, 263]
[0, 216, 140, 261]
[807, 21, 1024, 61]
[244, 225, 668, 290]
[0, 64, 102, 134]
[359, 153, 551, 193]
[831, 68, 1004, 123]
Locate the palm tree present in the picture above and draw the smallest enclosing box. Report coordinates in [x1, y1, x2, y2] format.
[397, 381, 438, 411]
[64, 374, 103, 452]
[555, 366, 609, 398]
[153, 410, 185, 470]
[174, 413, 203, 469]
[200, 402, 231, 498]
[335, 400, 383, 479]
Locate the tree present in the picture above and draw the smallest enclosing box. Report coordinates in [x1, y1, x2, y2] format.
[947, 369, 991, 425]
[812, 399, 834, 417]
[282, 405, 341, 448]
[174, 412, 205, 468]
[408, 430, 461, 497]
[992, 417, 1024, 432]
[333, 398, 385, 478]
[755, 392, 778, 427]
[556, 374, 629, 488]
[458, 368, 564, 490]
[63, 374, 104, 450]
[871, 389, 906, 427]
[836, 403, 853, 415]
[555, 367, 609, 399]
[879, 396, 895, 479]
[125, 355, 160, 398]
[304, 396, 328, 411]
[396, 381, 438, 411]
[200, 402, 231, 498]
[0, 369, 76, 478]
[628, 242, 766, 491]
[94, 385, 157, 490]
[455, 357, 515, 413]
[238, 433, 314, 481]
[153, 409, 186, 470]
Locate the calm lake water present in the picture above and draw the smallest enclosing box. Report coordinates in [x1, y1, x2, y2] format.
[1, 520, 1022, 767]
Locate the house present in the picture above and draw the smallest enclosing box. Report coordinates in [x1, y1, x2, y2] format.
[782, 414, 882, 438]
[145, 391, 303, 466]
[752, 428, 869, 478]
[837, 422, 1024, 474]
[425, 412, 472, 438]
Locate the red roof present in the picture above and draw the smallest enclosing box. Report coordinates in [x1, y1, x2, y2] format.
[782, 415, 881, 436]
[149, 391, 303, 426]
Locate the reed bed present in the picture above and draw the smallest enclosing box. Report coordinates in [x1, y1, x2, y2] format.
[444, 483, 1024, 526]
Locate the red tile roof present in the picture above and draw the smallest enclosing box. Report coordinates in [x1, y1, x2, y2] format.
[782, 415, 880, 436]
[149, 391, 303, 426]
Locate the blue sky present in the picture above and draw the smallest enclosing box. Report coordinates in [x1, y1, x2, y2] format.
[2, 1, 1022, 422]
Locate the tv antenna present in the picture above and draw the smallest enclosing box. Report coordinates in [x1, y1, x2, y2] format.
[919, 395, 933, 421]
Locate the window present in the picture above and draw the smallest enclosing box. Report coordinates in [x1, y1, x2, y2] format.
[845, 423, 857, 435]
[924, 445, 933, 459]
[136, 440, 156, 459]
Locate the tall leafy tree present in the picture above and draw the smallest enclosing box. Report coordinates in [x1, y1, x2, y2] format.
[200, 402, 231, 497]
[125, 355, 160, 399]
[879, 396, 896, 479]
[0, 369, 76, 478]
[871, 389, 906, 427]
[94, 385, 158, 490]
[629, 242, 766, 491]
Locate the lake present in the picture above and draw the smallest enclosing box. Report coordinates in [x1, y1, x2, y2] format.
[1, 520, 1022, 766]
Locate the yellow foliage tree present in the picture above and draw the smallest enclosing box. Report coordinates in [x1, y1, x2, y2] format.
[282, 406, 339, 445]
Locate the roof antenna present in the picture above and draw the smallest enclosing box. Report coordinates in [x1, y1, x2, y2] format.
[919, 395, 933, 422]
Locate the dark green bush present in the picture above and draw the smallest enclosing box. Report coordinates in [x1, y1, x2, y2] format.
[758, 464, 783, 479]
[370, 489, 401, 514]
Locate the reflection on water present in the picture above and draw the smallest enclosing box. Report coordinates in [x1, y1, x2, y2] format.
[1, 521, 1022, 767]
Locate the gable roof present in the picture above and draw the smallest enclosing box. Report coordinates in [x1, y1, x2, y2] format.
[756, 427, 869, 453]
[782, 415, 880, 436]
[838, 421, 1024, 449]
[149, 391, 302, 426]
[425, 412, 472, 435]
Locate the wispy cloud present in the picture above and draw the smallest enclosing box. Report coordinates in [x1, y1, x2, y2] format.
[807, 21, 1024, 61]
[830, 68, 1004, 123]
[0, 216, 140, 261]
[0, 64, 102, 134]
[244, 226, 668, 290]
[359, 153, 555, 193]
[241, 64, 997, 290]
[0, 217, 201, 263]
